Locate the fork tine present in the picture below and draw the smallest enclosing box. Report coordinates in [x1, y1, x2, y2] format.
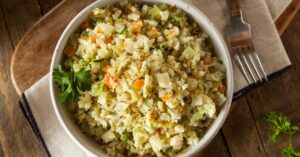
[234, 55, 252, 84]
[241, 54, 256, 83]
[241, 46, 261, 82]
[239, 45, 256, 83]
[247, 51, 263, 82]
[253, 53, 268, 81]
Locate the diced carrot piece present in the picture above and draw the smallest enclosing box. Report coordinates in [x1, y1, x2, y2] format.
[104, 38, 113, 44]
[150, 111, 157, 121]
[97, 28, 103, 34]
[167, 30, 175, 36]
[102, 75, 113, 88]
[133, 79, 144, 90]
[204, 58, 213, 65]
[161, 94, 173, 102]
[90, 36, 98, 43]
[151, 27, 158, 33]
[131, 20, 143, 32]
[149, 27, 158, 36]
[102, 65, 111, 73]
[64, 45, 76, 57]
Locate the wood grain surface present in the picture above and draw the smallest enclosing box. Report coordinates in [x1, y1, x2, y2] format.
[1, 0, 299, 156]
[0, 0, 59, 156]
[275, 0, 300, 35]
[11, 0, 94, 95]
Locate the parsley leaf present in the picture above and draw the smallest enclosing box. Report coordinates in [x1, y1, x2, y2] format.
[52, 64, 92, 104]
[171, 14, 180, 22]
[93, 59, 104, 62]
[120, 28, 127, 35]
[264, 112, 300, 157]
[264, 112, 299, 142]
[53, 65, 77, 103]
[282, 145, 300, 157]
[75, 68, 92, 91]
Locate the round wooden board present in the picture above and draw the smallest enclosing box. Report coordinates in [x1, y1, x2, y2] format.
[10, 0, 94, 95]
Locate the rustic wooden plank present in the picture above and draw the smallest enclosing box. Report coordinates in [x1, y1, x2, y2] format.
[201, 132, 231, 157]
[279, 11, 300, 150]
[245, 12, 300, 157]
[38, 0, 62, 14]
[0, 1, 46, 157]
[11, 0, 94, 95]
[222, 97, 267, 157]
[246, 77, 294, 156]
[0, 0, 42, 46]
[275, 0, 300, 35]
[247, 77, 289, 156]
[281, 12, 300, 111]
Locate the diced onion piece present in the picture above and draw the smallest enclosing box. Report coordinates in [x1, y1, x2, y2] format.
[170, 135, 183, 150]
[181, 46, 197, 60]
[160, 10, 169, 21]
[130, 20, 143, 32]
[78, 92, 92, 111]
[101, 130, 116, 143]
[174, 125, 185, 133]
[149, 134, 165, 157]
[115, 101, 129, 113]
[128, 13, 140, 21]
[156, 73, 172, 89]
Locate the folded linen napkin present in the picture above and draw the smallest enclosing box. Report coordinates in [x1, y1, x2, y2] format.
[19, 0, 291, 156]
[265, 0, 292, 20]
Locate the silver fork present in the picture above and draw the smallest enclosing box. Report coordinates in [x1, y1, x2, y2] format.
[226, 0, 268, 84]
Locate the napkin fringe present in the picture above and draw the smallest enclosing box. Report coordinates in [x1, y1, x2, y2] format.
[20, 93, 51, 157]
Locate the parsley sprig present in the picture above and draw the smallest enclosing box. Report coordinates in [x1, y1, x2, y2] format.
[53, 64, 92, 104]
[264, 112, 300, 157]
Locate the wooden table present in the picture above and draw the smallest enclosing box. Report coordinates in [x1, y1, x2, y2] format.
[0, 0, 299, 156]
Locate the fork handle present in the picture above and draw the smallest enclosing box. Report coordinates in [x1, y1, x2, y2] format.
[226, 0, 241, 16]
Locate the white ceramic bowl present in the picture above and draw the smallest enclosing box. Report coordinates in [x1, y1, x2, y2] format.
[50, 0, 234, 156]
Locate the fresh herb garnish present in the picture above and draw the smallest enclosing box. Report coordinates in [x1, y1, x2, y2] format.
[120, 28, 127, 35]
[264, 112, 300, 157]
[282, 144, 300, 157]
[53, 64, 92, 104]
[75, 68, 93, 91]
[93, 59, 104, 62]
[171, 15, 180, 22]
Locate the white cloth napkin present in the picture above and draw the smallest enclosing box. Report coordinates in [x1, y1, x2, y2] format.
[24, 74, 90, 157]
[22, 0, 292, 156]
[265, 0, 292, 20]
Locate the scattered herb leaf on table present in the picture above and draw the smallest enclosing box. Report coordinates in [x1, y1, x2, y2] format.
[264, 112, 300, 157]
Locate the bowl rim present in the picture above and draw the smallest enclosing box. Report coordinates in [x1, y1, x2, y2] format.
[50, 0, 234, 156]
